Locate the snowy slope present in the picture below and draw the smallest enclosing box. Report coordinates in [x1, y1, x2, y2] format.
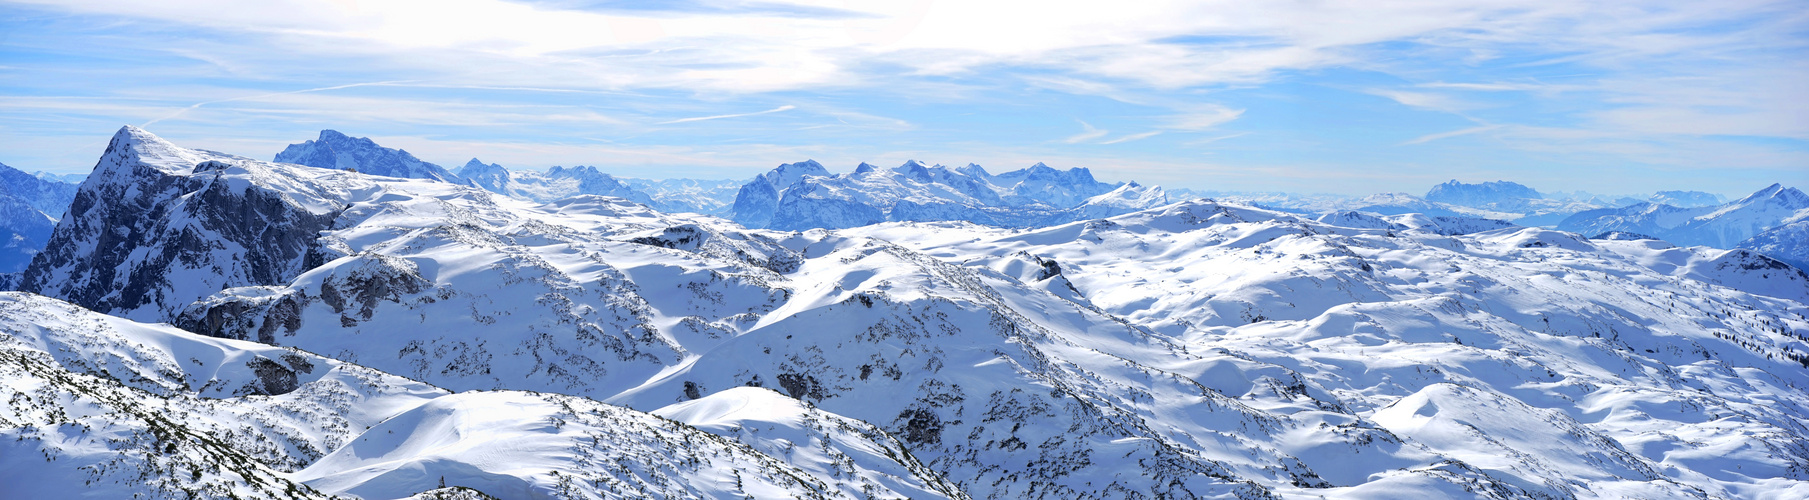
[851, 199, 1809, 498]
[1673, 184, 1809, 248]
[295, 389, 960, 500]
[0, 291, 443, 499]
[52, 134, 1361, 496]
[275, 130, 463, 184]
[1560, 184, 1809, 249]
[22, 128, 1809, 498]
[0, 291, 959, 499]
[1738, 213, 1809, 270]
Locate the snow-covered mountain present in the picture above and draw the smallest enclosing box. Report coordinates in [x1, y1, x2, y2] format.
[1560, 183, 1809, 250]
[0, 162, 80, 217]
[1424, 179, 1543, 209]
[33, 171, 87, 184]
[455, 158, 661, 208]
[275, 130, 463, 183]
[621, 176, 744, 215]
[1739, 211, 1809, 270]
[11, 127, 1809, 498]
[730, 160, 1162, 230]
[18, 127, 346, 322]
[1650, 190, 1726, 208]
[0, 162, 80, 273]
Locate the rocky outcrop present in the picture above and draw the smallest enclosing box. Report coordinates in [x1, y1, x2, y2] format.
[18, 126, 347, 321]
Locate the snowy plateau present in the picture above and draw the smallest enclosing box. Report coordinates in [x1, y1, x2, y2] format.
[1, 126, 1807, 499]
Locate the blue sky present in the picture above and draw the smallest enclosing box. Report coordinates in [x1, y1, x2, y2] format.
[1, 0, 1804, 196]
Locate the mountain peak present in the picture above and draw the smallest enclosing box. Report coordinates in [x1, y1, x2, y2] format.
[1733, 183, 1806, 207]
[109, 125, 177, 154]
[98, 125, 194, 176]
[1425, 179, 1541, 208]
[760, 160, 829, 187]
[456, 158, 507, 183]
[274, 130, 458, 182]
[854, 162, 880, 174]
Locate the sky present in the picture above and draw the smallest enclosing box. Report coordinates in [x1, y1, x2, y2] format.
[1, 0, 1804, 196]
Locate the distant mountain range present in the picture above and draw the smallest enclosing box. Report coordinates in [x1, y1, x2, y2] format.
[274, 129, 464, 183]
[456, 158, 740, 214]
[729, 159, 1169, 230]
[0, 162, 78, 274]
[1558, 183, 1809, 268]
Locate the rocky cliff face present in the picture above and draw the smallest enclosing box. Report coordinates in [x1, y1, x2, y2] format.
[18, 126, 350, 321]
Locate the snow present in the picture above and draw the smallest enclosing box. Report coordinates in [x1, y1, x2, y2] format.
[1562, 184, 1809, 249]
[9, 126, 1809, 499]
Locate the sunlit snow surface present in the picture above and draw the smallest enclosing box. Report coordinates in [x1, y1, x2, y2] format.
[8, 126, 1809, 499]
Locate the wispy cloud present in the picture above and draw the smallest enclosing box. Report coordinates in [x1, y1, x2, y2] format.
[1367, 89, 1470, 114]
[1402, 125, 1500, 145]
[1164, 105, 1244, 131]
[140, 80, 416, 127]
[658, 105, 796, 124]
[1101, 131, 1162, 144]
[1063, 120, 1108, 143]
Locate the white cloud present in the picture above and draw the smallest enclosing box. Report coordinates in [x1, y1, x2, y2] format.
[1062, 120, 1108, 144]
[659, 105, 797, 124]
[1164, 105, 1245, 131]
[1100, 131, 1162, 144]
[1368, 89, 1471, 113]
[1402, 125, 1500, 145]
[21, 0, 1798, 95]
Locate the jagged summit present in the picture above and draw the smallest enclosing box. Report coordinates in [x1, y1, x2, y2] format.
[728, 159, 1143, 230]
[1561, 183, 1809, 249]
[955, 162, 989, 178]
[1733, 182, 1807, 206]
[455, 158, 509, 191]
[274, 129, 462, 183]
[1424, 179, 1542, 208]
[762, 159, 831, 186]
